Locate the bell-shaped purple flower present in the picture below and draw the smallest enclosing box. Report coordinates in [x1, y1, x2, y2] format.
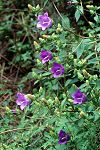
[51, 62, 64, 78]
[71, 89, 86, 104]
[37, 12, 52, 30]
[40, 50, 52, 64]
[58, 130, 70, 144]
[16, 93, 31, 110]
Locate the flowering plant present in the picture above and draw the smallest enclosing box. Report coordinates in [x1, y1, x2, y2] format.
[1, 2, 100, 150]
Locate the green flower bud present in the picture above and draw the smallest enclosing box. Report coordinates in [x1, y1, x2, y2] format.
[39, 38, 45, 43]
[77, 61, 83, 67]
[69, 54, 74, 59]
[34, 41, 40, 48]
[56, 28, 63, 33]
[68, 99, 73, 103]
[42, 34, 50, 39]
[54, 97, 60, 104]
[86, 5, 94, 10]
[86, 80, 89, 86]
[74, 59, 77, 66]
[5, 106, 10, 113]
[39, 87, 43, 93]
[36, 4, 40, 11]
[65, 64, 70, 69]
[37, 59, 41, 65]
[32, 71, 37, 78]
[51, 33, 58, 39]
[58, 23, 62, 28]
[77, 72, 84, 81]
[90, 10, 95, 15]
[41, 98, 48, 105]
[62, 93, 66, 99]
[79, 111, 85, 117]
[54, 109, 60, 116]
[82, 69, 90, 78]
[48, 99, 54, 106]
[26, 94, 34, 100]
[50, 130, 54, 136]
[34, 101, 40, 106]
[28, 4, 33, 11]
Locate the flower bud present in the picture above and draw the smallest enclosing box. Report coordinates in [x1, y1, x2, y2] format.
[82, 69, 90, 78]
[34, 41, 40, 49]
[74, 59, 77, 66]
[5, 106, 10, 112]
[62, 93, 66, 99]
[65, 64, 70, 69]
[77, 72, 84, 81]
[54, 97, 60, 104]
[50, 130, 54, 136]
[69, 53, 74, 59]
[41, 98, 48, 105]
[89, 21, 94, 26]
[28, 4, 33, 11]
[32, 71, 37, 78]
[68, 99, 73, 103]
[36, 4, 40, 11]
[54, 57, 60, 62]
[54, 109, 60, 116]
[77, 61, 83, 67]
[79, 111, 85, 117]
[26, 94, 34, 100]
[37, 59, 41, 64]
[39, 87, 43, 93]
[58, 23, 62, 28]
[56, 28, 63, 33]
[48, 99, 54, 106]
[51, 33, 58, 39]
[42, 35, 49, 39]
[39, 38, 45, 43]
[34, 101, 40, 106]
[86, 5, 94, 10]
[86, 80, 89, 86]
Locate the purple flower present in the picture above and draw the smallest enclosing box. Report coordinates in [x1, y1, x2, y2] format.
[37, 12, 52, 30]
[16, 93, 30, 110]
[40, 50, 52, 64]
[51, 62, 64, 78]
[58, 130, 70, 144]
[71, 89, 86, 104]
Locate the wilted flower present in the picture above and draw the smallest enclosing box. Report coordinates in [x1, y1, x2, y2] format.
[71, 89, 86, 104]
[37, 12, 52, 30]
[40, 50, 52, 64]
[51, 62, 64, 78]
[16, 93, 31, 110]
[58, 130, 70, 144]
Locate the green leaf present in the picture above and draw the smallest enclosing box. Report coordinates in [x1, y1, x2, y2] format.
[75, 9, 81, 22]
[62, 15, 70, 29]
[76, 42, 85, 58]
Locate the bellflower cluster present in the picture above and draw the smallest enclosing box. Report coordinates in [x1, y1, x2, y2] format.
[37, 12, 52, 30]
[40, 50, 52, 64]
[58, 130, 70, 144]
[16, 93, 31, 110]
[71, 89, 86, 104]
